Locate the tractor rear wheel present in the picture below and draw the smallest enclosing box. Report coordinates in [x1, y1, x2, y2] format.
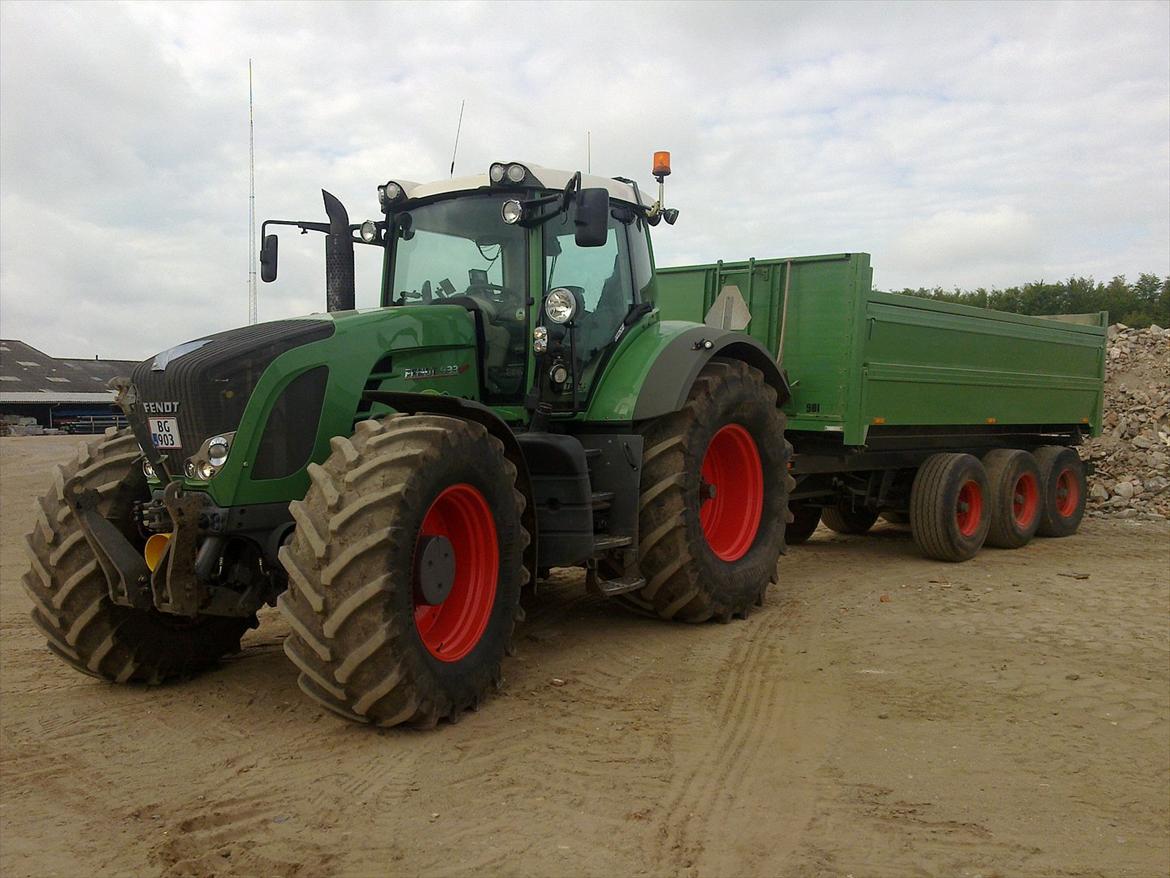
[786, 503, 822, 545]
[1033, 446, 1087, 537]
[22, 428, 251, 683]
[277, 416, 529, 727]
[910, 452, 991, 562]
[820, 501, 879, 535]
[618, 359, 792, 622]
[982, 449, 1042, 548]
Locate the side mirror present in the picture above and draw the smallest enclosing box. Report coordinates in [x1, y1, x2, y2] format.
[260, 234, 278, 283]
[574, 188, 609, 247]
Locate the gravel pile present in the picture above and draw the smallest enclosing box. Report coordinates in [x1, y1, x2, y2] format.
[1081, 323, 1170, 520]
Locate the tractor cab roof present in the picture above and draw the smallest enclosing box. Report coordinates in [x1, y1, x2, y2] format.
[390, 164, 650, 208]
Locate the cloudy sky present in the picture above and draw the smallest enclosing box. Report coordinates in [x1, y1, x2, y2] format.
[1, 0, 1167, 360]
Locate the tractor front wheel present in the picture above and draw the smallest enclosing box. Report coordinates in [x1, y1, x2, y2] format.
[277, 416, 528, 727]
[23, 428, 251, 683]
[618, 359, 792, 622]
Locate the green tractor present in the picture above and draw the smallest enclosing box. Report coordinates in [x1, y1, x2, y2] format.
[23, 156, 793, 727]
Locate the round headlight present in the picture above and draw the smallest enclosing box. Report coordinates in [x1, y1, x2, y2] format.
[185, 461, 196, 479]
[384, 181, 403, 202]
[501, 200, 523, 225]
[544, 288, 578, 324]
[549, 363, 569, 386]
[360, 220, 379, 243]
[489, 163, 506, 183]
[506, 163, 526, 183]
[142, 459, 155, 479]
[207, 436, 230, 467]
[197, 461, 215, 481]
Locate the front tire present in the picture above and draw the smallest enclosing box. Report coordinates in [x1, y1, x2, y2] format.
[910, 453, 991, 562]
[619, 360, 792, 622]
[278, 416, 529, 727]
[820, 501, 879, 535]
[22, 428, 250, 683]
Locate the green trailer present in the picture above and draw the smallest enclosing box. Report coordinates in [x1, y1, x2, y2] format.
[655, 253, 1107, 554]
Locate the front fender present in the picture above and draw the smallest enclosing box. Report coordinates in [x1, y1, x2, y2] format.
[585, 318, 790, 423]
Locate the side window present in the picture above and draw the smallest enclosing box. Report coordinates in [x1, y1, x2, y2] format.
[543, 213, 634, 391]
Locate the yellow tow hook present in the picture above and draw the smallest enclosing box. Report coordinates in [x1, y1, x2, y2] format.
[144, 533, 173, 572]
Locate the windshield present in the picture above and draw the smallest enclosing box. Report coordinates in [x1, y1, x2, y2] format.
[387, 195, 526, 306]
[386, 194, 529, 400]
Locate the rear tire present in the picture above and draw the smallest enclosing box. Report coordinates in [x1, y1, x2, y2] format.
[786, 503, 821, 545]
[618, 359, 792, 622]
[278, 416, 529, 727]
[22, 428, 250, 683]
[1033, 445, 1087, 537]
[820, 501, 879, 535]
[982, 449, 1042, 548]
[910, 453, 990, 562]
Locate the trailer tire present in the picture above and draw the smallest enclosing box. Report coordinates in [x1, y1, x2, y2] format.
[786, 503, 821, 545]
[22, 428, 251, 684]
[1033, 446, 1086, 538]
[820, 502, 879, 535]
[278, 416, 529, 728]
[618, 359, 792, 622]
[880, 511, 910, 525]
[982, 449, 1042, 548]
[910, 453, 991, 562]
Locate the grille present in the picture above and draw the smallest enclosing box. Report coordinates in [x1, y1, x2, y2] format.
[130, 320, 334, 454]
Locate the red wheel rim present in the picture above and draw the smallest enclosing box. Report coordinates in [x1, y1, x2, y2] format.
[1055, 468, 1079, 518]
[1012, 471, 1040, 527]
[699, 424, 764, 561]
[413, 484, 498, 662]
[955, 480, 983, 537]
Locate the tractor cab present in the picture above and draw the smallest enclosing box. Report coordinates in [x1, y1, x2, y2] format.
[261, 161, 669, 414]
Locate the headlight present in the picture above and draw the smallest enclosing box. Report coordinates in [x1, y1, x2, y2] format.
[142, 459, 155, 479]
[207, 436, 230, 467]
[489, 162, 507, 183]
[506, 163, 527, 183]
[501, 200, 523, 224]
[360, 220, 379, 243]
[197, 461, 215, 481]
[544, 288, 578, 324]
[533, 325, 548, 354]
[185, 461, 196, 478]
[383, 181, 403, 202]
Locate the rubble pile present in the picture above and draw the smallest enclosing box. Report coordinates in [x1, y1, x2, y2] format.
[1081, 323, 1170, 520]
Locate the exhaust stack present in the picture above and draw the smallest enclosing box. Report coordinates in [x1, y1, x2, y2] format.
[322, 189, 355, 313]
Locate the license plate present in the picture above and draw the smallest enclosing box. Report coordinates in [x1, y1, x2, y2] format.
[148, 417, 182, 449]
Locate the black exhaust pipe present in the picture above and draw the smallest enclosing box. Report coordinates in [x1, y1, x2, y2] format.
[322, 189, 355, 313]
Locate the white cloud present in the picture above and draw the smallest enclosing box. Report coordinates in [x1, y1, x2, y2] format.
[0, 0, 1167, 358]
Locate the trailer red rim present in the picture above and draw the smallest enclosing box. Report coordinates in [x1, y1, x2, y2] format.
[413, 484, 498, 662]
[955, 480, 983, 537]
[699, 424, 764, 561]
[1054, 468, 1080, 518]
[1012, 471, 1040, 527]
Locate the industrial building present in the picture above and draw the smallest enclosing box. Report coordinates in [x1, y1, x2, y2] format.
[0, 339, 136, 433]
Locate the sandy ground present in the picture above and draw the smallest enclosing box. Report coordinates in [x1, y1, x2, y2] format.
[1, 435, 1167, 878]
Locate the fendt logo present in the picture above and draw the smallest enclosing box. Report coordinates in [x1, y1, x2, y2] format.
[142, 401, 181, 414]
[403, 364, 469, 381]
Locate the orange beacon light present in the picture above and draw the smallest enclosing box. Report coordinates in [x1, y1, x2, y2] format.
[653, 151, 671, 178]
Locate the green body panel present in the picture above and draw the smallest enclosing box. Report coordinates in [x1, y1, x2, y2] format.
[655, 254, 1107, 446]
[201, 306, 480, 507]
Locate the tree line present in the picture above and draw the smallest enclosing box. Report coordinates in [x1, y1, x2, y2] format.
[882, 273, 1170, 328]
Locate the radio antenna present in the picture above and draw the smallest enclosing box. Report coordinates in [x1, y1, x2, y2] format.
[247, 59, 257, 325]
[449, 99, 465, 177]
[587, 130, 591, 173]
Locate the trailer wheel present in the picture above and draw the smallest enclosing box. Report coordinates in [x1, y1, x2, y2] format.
[909, 453, 991, 562]
[1033, 446, 1087, 537]
[786, 503, 822, 545]
[619, 359, 792, 622]
[820, 501, 879, 535]
[278, 416, 528, 728]
[880, 511, 910, 525]
[22, 428, 251, 684]
[982, 449, 1043, 548]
